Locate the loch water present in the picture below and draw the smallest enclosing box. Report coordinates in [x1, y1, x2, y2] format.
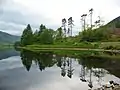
[0, 49, 120, 90]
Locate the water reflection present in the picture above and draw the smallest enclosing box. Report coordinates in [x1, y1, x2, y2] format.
[20, 50, 56, 71]
[20, 50, 120, 89]
[0, 49, 19, 60]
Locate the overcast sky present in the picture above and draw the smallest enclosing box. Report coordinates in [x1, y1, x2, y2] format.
[0, 0, 120, 36]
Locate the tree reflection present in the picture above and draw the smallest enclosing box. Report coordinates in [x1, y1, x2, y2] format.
[78, 56, 107, 89]
[20, 50, 120, 89]
[80, 65, 87, 82]
[61, 57, 66, 77]
[56, 56, 62, 68]
[88, 68, 93, 89]
[20, 50, 56, 71]
[67, 58, 74, 78]
[93, 68, 106, 86]
[20, 50, 33, 71]
[59, 57, 74, 78]
[38, 60, 45, 71]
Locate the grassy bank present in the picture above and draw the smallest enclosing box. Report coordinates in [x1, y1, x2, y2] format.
[20, 42, 120, 53]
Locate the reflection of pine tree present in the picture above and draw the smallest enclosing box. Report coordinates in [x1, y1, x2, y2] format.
[36, 53, 55, 71]
[56, 56, 62, 68]
[20, 50, 55, 71]
[22, 58, 32, 71]
[88, 68, 93, 89]
[78, 58, 87, 82]
[67, 58, 74, 78]
[38, 60, 45, 71]
[61, 57, 66, 77]
[21, 50, 33, 71]
[80, 65, 87, 82]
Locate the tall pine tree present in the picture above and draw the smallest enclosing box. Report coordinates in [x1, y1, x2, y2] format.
[21, 24, 33, 46]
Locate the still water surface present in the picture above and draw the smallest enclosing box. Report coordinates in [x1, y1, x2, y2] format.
[0, 49, 120, 90]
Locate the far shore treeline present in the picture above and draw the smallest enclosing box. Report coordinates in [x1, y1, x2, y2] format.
[18, 23, 111, 46]
[14, 9, 120, 50]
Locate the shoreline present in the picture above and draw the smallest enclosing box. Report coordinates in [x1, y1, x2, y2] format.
[20, 47, 120, 53]
[94, 81, 120, 90]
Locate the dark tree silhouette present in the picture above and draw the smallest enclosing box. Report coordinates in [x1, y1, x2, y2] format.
[89, 8, 93, 30]
[21, 24, 33, 46]
[81, 14, 87, 31]
[68, 17, 74, 36]
[20, 50, 33, 71]
[67, 58, 74, 78]
[61, 57, 66, 77]
[62, 18, 67, 39]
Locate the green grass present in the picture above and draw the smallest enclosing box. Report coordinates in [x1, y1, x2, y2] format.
[29, 42, 120, 49]
[19, 42, 120, 53]
[26, 42, 96, 49]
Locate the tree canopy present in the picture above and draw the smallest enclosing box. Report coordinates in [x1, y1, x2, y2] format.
[21, 24, 33, 46]
[19, 15, 120, 46]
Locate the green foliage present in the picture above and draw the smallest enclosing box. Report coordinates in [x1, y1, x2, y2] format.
[39, 29, 54, 44]
[80, 26, 111, 42]
[21, 24, 56, 46]
[39, 24, 46, 34]
[33, 30, 39, 42]
[20, 16, 120, 48]
[55, 27, 64, 41]
[21, 24, 33, 46]
[32, 25, 55, 44]
[24, 42, 96, 51]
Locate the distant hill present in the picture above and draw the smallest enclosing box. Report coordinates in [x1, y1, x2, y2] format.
[0, 31, 20, 44]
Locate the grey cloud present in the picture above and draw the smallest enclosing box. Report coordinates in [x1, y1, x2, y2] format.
[0, 8, 56, 35]
[0, 21, 25, 35]
[47, 25, 59, 30]
[0, 10, 35, 26]
[0, 7, 79, 36]
[0, 8, 55, 27]
[0, 21, 25, 30]
[0, 0, 7, 6]
[0, 8, 60, 35]
[0, 0, 61, 35]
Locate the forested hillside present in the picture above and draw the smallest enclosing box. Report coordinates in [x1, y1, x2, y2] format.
[0, 31, 20, 44]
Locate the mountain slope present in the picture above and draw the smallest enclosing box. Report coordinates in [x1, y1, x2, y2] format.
[0, 49, 20, 60]
[0, 31, 20, 44]
[106, 16, 120, 35]
[97, 16, 120, 35]
[107, 16, 120, 26]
